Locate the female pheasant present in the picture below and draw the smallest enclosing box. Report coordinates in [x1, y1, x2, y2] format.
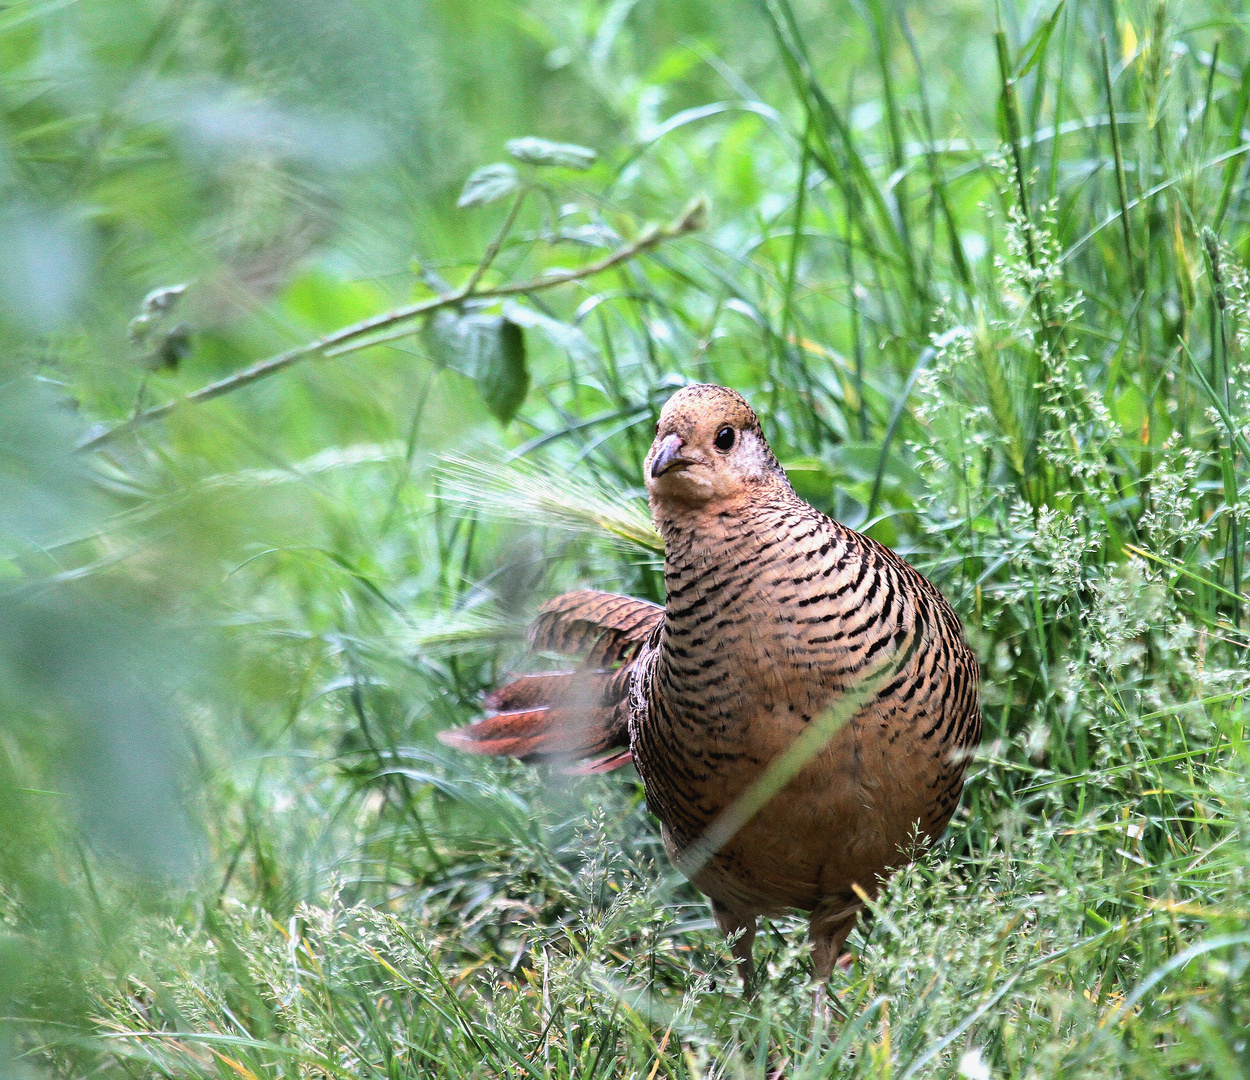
[440, 384, 981, 982]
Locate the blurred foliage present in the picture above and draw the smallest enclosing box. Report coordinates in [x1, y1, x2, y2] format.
[1, 0, 1250, 1076]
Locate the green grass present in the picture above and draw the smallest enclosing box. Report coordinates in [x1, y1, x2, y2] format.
[1, 0, 1249, 1076]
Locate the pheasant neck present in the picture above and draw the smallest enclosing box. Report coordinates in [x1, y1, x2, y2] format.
[652, 476, 805, 640]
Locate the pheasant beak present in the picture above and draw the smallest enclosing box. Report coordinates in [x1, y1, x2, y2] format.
[650, 434, 689, 478]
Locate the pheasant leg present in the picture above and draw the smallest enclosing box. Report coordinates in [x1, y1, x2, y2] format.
[712, 900, 757, 991]
[808, 895, 862, 980]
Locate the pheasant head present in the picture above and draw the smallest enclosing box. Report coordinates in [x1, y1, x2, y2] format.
[644, 384, 786, 513]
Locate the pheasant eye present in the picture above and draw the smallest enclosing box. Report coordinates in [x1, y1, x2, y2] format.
[714, 426, 735, 451]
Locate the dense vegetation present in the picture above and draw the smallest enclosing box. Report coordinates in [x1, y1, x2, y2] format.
[2, 0, 1248, 1076]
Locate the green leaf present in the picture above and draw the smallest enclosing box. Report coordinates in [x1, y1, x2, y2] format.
[502, 301, 599, 366]
[505, 137, 597, 170]
[1113, 383, 1147, 437]
[780, 457, 836, 507]
[1016, 1, 1065, 78]
[423, 310, 529, 424]
[476, 319, 527, 424]
[282, 269, 388, 332]
[457, 163, 520, 208]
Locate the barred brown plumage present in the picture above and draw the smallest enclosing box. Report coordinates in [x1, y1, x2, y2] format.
[439, 383, 981, 985]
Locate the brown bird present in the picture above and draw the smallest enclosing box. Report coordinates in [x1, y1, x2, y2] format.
[440, 384, 981, 983]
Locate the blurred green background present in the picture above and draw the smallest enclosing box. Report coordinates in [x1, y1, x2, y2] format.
[3, 0, 1250, 1076]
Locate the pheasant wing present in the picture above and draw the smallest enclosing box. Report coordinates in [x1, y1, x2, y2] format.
[438, 590, 662, 770]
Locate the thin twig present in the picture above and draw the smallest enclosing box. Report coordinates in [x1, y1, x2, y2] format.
[78, 201, 705, 453]
[461, 187, 528, 296]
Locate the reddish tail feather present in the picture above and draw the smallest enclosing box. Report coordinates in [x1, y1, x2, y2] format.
[438, 590, 663, 772]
